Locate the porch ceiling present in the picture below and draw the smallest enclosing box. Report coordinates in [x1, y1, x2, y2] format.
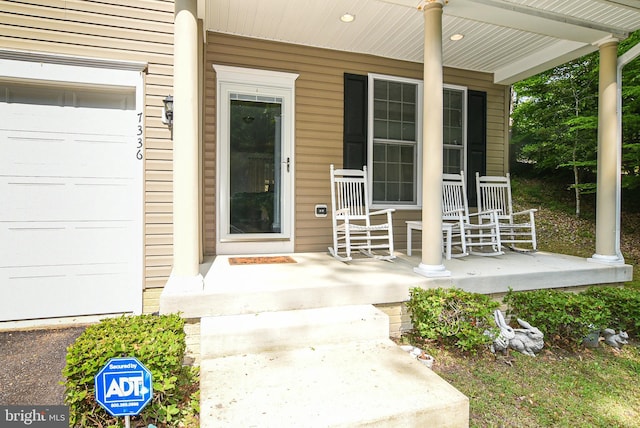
[203, 0, 640, 84]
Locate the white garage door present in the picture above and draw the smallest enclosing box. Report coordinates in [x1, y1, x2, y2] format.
[0, 84, 143, 321]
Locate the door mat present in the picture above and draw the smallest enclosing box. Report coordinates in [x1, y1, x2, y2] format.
[228, 256, 297, 265]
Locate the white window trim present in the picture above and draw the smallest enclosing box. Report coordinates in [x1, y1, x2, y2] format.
[368, 73, 423, 210]
[367, 75, 470, 209]
[443, 83, 468, 176]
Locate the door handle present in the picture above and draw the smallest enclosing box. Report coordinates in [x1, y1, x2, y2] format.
[284, 157, 290, 172]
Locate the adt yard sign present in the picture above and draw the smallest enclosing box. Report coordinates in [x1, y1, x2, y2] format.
[95, 357, 153, 417]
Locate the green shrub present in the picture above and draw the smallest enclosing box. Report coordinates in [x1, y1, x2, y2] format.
[406, 287, 500, 353]
[582, 286, 640, 335]
[503, 289, 611, 346]
[63, 314, 199, 427]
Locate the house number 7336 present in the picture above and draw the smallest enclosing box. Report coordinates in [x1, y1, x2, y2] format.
[136, 112, 143, 160]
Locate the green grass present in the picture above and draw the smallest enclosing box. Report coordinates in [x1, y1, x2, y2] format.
[410, 176, 640, 427]
[430, 345, 640, 427]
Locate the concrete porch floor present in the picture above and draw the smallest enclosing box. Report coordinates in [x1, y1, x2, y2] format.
[160, 250, 633, 319]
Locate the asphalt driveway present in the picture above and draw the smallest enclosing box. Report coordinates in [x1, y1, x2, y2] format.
[0, 327, 85, 405]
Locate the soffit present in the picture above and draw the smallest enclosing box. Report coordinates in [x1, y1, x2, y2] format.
[204, 0, 640, 84]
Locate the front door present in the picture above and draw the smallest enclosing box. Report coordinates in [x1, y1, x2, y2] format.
[215, 66, 297, 254]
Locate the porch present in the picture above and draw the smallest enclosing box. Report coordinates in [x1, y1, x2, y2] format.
[160, 251, 631, 427]
[160, 250, 633, 321]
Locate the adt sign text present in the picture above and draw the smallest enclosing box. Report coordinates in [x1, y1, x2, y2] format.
[95, 357, 153, 416]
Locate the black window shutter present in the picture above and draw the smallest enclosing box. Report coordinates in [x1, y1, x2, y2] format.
[343, 73, 368, 170]
[466, 90, 487, 206]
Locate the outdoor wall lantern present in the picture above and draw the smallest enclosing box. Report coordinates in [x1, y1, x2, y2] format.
[162, 95, 174, 128]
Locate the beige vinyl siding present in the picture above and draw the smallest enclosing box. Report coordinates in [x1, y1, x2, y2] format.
[0, 1, 175, 302]
[204, 33, 510, 254]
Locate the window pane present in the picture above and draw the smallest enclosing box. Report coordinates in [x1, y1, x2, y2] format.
[371, 77, 419, 204]
[387, 145, 400, 162]
[374, 80, 387, 99]
[402, 102, 415, 122]
[401, 145, 413, 163]
[450, 109, 462, 128]
[373, 143, 386, 162]
[444, 147, 462, 174]
[443, 87, 465, 171]
[373, 162, 386, 181]
[450, 128, 463, 145]
[374, 100, 387, 120]
[389, 82, 402, 101]
[449, 90, 462, 109]
[388, 121, 402, 140]
[389, 101, 401, 121]
[386, 182, 400, 200]
[403, 84, 415, 103]
[372, 140, 415, 203]
[403, 123, 415, 141]
[388, 163, 400, 181]
[373, 182, 385, 200]
[373, 78, 417, 142]
[401, 163, 413, 182]
[401, 183, 414, 201]
[374, 120, 387, 139]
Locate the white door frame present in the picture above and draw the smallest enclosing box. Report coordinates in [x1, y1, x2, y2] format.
[214, 65, 298, 254]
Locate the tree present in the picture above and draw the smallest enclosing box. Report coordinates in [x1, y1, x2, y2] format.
[511, 30, 640, 215]
[620, 31, 640, 193]
[511, 56, 598, 216]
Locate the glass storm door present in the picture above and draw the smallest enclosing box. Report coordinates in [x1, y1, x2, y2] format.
[230, 96, 283, 234]
[217, 79, 294, 254]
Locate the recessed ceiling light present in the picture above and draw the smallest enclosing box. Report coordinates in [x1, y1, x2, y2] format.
[450, 33, 464, 41]
[340, 13, 355, 23]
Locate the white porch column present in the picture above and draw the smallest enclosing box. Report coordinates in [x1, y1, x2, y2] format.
[171, 0, 203, 285]
[590, 38, 624, 265]
[414, 0, 450, 278]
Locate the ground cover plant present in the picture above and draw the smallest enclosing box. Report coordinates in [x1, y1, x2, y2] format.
[405, 284, 640, 427]
[402, 175, 640, 427]
[63, 313, 199, 427]
[406, 287, 499, 353]
[504, 286, 640, 347]
[503, 288, 612, 348]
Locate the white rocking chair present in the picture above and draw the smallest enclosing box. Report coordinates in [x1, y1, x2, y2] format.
[328, 165, 396, 262]
[442, 171, 503, 257]
[476, 172, 537, 252]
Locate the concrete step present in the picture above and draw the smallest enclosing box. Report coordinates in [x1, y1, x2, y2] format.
[201, 304, 389, 359]
[200, 340, 469, 427]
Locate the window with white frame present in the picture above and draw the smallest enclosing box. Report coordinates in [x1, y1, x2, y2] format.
[368, 74, 467, 206]
[369, 74, 422, 206]
[443, 85, 467, 174]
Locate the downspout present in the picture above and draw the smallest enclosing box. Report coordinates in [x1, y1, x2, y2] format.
[615, 41, 640, 261]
